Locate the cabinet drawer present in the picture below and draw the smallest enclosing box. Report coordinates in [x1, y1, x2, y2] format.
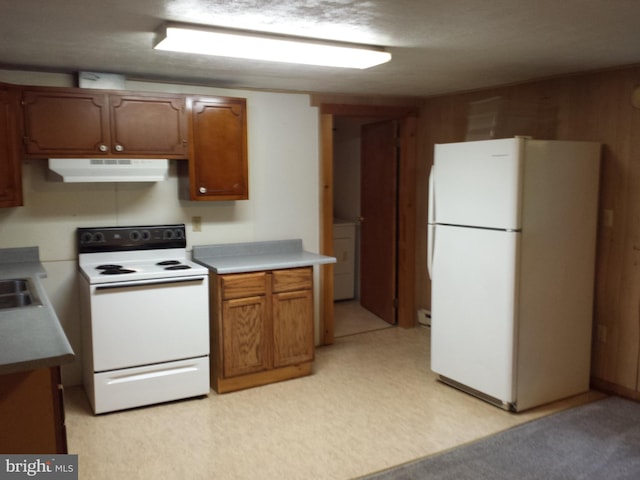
[272, 268, 312, 293]
[220, 272, 267, 299]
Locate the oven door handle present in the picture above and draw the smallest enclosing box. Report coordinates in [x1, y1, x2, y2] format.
[95, 276, 207, 290]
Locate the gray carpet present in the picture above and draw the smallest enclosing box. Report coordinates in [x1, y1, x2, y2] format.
[360, 396, 640, 479]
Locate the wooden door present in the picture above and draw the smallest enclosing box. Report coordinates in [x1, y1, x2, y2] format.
[360, 120, 398, 324]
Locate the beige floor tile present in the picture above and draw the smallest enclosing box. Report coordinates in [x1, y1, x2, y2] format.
[65, 325, 604, 480]
[334, 300, 393, 337]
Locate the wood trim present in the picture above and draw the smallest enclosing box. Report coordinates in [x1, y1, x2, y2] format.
[590, 376, 640, 402]
[320, 103, 419, 118]
[320, 113, 335, 345]
[50, 366, 68, 454]
[396, 116, 418, 328]
[319, 105, 419, 344]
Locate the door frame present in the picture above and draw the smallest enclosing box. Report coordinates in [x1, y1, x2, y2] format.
[318, 104, 419, 345]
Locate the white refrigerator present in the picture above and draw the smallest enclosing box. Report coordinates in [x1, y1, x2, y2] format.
[427, 137, 600, 411]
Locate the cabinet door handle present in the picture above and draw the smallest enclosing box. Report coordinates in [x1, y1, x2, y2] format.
[199, 187, 207, 194]
[98, 144, 108, 152]
[114, 144, 124, 152]
[201, 188, 238, 193]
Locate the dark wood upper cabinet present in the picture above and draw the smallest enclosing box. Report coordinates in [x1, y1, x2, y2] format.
[22, 89, 110, 156]
[5, 84, 249, 205]
[0, 85, 23, 207]
[186, 96, 248, 200]
[109, 94, 187, 157]
[22, 88, 187, 158]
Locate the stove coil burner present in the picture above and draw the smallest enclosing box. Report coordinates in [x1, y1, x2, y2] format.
[96, 264, 137, 275]
[157, 260, 192, 271]
[165, 265, 192, 270]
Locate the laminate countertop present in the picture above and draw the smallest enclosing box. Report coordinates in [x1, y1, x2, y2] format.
[192, 239, 336, 274]
[0, 247, 75, 375]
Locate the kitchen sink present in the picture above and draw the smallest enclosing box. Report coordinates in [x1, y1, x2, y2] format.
[0, 278, 41, 310]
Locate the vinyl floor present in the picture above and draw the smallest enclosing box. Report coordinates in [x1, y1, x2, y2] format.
[64, 311, 604, 480]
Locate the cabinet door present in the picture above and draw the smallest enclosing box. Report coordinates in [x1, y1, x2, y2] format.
[188, 97, 248, 200]
[222, 295, 269, 377]
[0, 86, 22, 207]
[272, 289, 314, 367]
[22, 89, 110, 156]
[109, 94, 187, 157]
[0, 367, 67, 454]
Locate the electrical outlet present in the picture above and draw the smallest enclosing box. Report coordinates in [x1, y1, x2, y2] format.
[192, 216, 202, 232]
[417, 309, 431, 326]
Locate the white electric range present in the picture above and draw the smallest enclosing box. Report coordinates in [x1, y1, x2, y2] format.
[78, 224, 210, 414]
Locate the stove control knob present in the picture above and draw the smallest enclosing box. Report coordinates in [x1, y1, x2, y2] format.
[94, 232, 105, 243]
[174, 229, 184, 239]
[163, 230, 174, 240]
[141, 230, 151, 241]
[129, 231, 141, 241]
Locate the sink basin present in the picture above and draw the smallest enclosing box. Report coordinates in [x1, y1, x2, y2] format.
[0, 278, 41, 310]
[0, 279, 29, 295]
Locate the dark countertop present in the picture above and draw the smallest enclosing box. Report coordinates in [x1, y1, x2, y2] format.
[192, 239, 336, 274]
[0, 247, 75, 375]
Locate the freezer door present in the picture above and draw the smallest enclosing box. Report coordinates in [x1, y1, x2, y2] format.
[431, 225, 519, 403]
[434, 138, 522, 230]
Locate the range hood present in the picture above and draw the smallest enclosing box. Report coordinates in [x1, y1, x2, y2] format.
[48, 158, 169, 183]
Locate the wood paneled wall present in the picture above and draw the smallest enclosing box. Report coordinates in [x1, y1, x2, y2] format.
[416, 65, 640, 399]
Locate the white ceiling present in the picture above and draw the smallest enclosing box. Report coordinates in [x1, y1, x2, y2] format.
[1, 0, 640, 98]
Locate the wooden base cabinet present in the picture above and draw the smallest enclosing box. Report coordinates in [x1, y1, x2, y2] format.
[211, 267, 314, 393]
[0, 367, 67, 454]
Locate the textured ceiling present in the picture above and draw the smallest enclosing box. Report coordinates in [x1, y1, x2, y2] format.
[1, 0, 639, 97]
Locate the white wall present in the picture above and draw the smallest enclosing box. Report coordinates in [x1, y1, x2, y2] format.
[0, 70, 321, 386]
[333, 118, 361, 222]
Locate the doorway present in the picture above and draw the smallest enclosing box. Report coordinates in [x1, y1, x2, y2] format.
[318, 104, 419, 345]
[332, 117, 399, 336]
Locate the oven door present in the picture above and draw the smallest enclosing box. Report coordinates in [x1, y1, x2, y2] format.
[87, 275, 209, 372]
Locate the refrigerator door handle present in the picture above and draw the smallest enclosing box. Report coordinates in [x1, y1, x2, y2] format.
[428, 224, 435, 279]
[428, 165, 435, 224]
[427, 165, 435, 279]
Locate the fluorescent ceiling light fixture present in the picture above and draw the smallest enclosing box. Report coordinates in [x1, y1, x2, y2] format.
[154, 23, 391, 69]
